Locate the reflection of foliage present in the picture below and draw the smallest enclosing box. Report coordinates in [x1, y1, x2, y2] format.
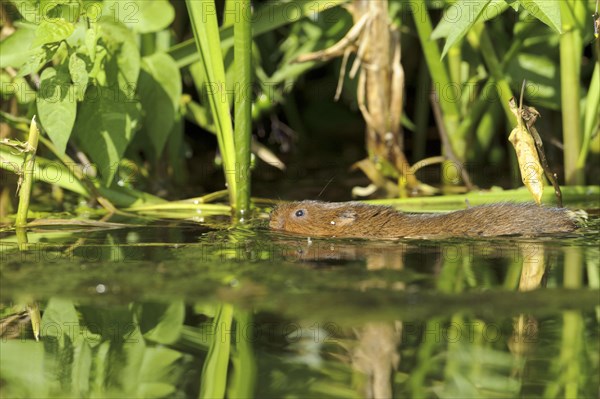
[1, 221, 599, 397]
[1, 298, 190, 398]
[0, 298, 260, 398]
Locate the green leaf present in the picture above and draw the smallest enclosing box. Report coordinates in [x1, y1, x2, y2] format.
[40, 0, 66, 15]
[10, 1, 41, 23]
[133, 301, 185, 344]
[40, 297, 80, 344]
[431, 0, 491, 59]
[137, 347, 181, 398]
[517, 0, 561, 32]
[33, 18, 75, 47]
[103, 0, 175, 34]
[184, 97, 215, 133]
[99, 19, 140, 100]
[0, 341, 48, 398]
[37, 66, 77, 155]
[18, 45, 60, 77]
[0, 24, 38, 68]
[85, 27, 98, 62]
[69, 53, 89, 101]
[506, 53, 560, 109]
[44, 1, 82, 23]
[138, 52, 181, 156]
[199, 304, 234, 399]
[73, 84, 140, 185]
[169, 0, 348, 68]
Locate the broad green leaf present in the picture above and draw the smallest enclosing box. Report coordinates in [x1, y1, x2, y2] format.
[37, 66, 77, 155]
[45, 1, 82, 23]
[72, 338, 93, 394]
[138, 52, 181, 156]
[516, 0, 561, 32]
[506, 53, 560, 109]
[113, 325, 147, 395]
[103, 0, 175, 33]
[99, 19, 140, 100]
[40, 0, 67, 14]
[83, 1, 103, 21]
[137, 347, 181, 397]
[10, 1, 41, 23]
[78, 305, 135, 340]
[85, 27, 97, 61]
[0, 341, 48, 398]
[134, 301, 185, 344]
[482, 0, 509, 21]
[65, 19, 89, 48]
[69, 53, 89, 101]
[431, 0, 491, 59]
[73, 84, 140, 185]
[17, 47, 56, 77]
[137, 382, 176, 398]
[0, 24, 38, 68]
[33, 18, 75, 47]
[40, 297, 80, 344]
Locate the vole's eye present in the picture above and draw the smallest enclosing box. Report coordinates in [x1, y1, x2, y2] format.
[295, 209, 305, 217]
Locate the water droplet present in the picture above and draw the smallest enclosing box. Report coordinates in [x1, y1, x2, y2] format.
[96, 284, 106, 294]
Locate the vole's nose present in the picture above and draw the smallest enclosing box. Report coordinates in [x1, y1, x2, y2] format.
[269, 212, 284, 230]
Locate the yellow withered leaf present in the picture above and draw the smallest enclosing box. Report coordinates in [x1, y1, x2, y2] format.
[509, 125, 544, 204]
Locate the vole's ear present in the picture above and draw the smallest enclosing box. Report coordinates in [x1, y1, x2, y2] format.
[336, 210, 357, 226]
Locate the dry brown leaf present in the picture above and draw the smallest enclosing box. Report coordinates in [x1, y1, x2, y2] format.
[509, 125, 544, 204]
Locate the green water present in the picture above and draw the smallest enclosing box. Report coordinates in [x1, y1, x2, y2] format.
[1, 216, 599, 398]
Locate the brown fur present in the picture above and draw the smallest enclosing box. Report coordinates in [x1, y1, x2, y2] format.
[269, 201, 579, 238]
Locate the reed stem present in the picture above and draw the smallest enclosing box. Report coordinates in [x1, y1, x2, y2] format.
[15, 117, 40, 227]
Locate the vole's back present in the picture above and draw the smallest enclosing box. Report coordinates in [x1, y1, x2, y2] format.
[385, 203, 579, 238]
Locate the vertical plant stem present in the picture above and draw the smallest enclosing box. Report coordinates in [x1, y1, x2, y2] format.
[229, 310, 256, 398]
[15, 117, 40, 227]
[543, 247, 584, 397]
[576, 56, 599, 169]
[186, 0, 238, 206]
[233, 0, 252, 217]
[560, 0, 585, 185]
[411, 2, 462, 159]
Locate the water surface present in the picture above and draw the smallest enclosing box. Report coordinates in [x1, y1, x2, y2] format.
[1, 214, 598, 398]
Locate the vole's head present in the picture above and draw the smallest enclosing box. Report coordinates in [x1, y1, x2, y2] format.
[269, 200, 365, 237]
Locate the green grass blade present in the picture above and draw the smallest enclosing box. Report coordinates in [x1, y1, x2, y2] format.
[186, 0, 238, 205]
[199, 304, 234, 399]
[169, 0, 348, 67]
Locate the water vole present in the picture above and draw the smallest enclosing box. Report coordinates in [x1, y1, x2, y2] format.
[269, 201, 580, 238]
